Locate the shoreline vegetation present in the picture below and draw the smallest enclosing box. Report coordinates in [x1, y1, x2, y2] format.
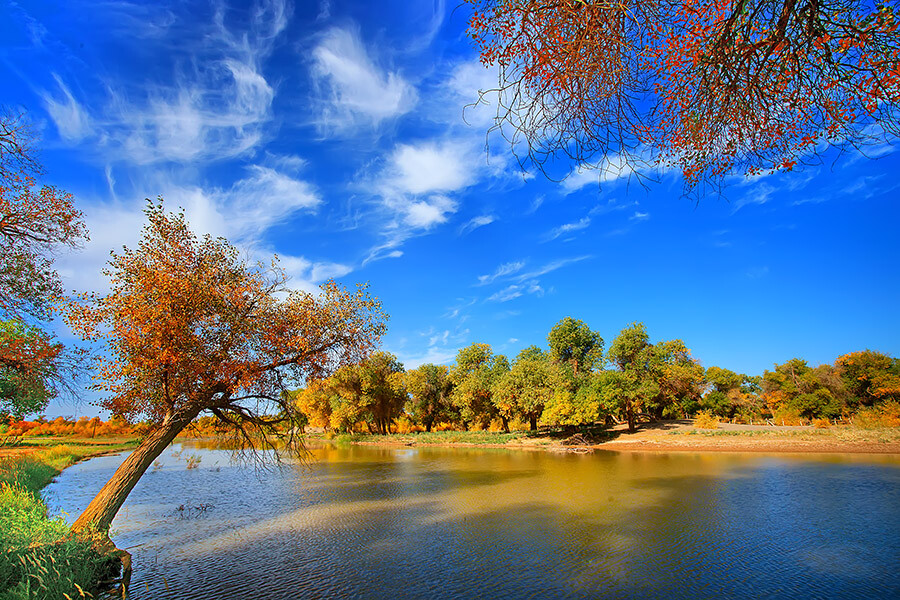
[0, 439, 137, 600]
[306, 420, 900, 455]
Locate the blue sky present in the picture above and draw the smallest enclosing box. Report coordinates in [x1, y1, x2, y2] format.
[3, 0, 899, 417]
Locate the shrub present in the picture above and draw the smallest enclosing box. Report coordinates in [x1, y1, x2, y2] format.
[772, 406, 805, 426]
[694, 411, 719, 429]
[813, 418, 831, 429]
[854, 400, 900, 428]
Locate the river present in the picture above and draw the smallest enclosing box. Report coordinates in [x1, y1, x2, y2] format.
[43, 444, 900, 599]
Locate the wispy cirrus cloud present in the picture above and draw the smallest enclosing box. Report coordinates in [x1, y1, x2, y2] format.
[40, 74, 92, 142]
[58, 161, 330, 294]
[543, 217, 591, 242]
[477, 261, 525, 286]
[459, 214, 495, 235]
[310, 26, 417, 132]
[562, 155, 635, 194]
[513, 256, 592, 282]
[486, 280, 543, 303]
[39, 0, 288, 165]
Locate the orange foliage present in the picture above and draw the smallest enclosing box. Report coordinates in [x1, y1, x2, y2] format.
[5, 415, 134, 437]
[466, 0, 900, 190]
[64, 200, 386, 435]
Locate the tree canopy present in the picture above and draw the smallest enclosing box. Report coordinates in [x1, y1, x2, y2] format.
[466, 0, 900, 190]
[64, 200, 386, 532]
[0, 110, 87, 417]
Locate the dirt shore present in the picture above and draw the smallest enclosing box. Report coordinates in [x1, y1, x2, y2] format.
[343, 421, 900, 455]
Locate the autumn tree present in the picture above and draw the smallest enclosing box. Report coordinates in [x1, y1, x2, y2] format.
[0, 320, 62, 419]
[605, 322, 704, 428]
[449, 343, 509, 429]
[702, 366, 765, 420]
[405, 363, 454, 432]
[466, 0, 900, 191]
[762, 358, 844, 420]
[547, 317, 603, 376]
[493, 352, 556, 430]
[835, 350, 900, 407]
[64, 201, 386, 533]
[293, 379, 336, 431]
[0, 110, 88, 417]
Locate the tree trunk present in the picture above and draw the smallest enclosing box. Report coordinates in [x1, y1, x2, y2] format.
[424, 418, 433, 433]
[501, 416, 510, 433]
[529, 414, 537, 432]
[626, 399, 636, 433]
[71, 411, 195, 534]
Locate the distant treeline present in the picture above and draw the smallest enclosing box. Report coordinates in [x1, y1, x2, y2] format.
[293, 319, 900, 434]
[1, 415, 135, 438]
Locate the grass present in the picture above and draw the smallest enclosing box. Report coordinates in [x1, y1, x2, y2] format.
[325, 425, 617, 447]
[0, 442, 135, 599]
[329, 429, 564, 446]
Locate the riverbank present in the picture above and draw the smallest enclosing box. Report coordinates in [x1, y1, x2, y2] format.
[320, 421, 900, 454]
[0, 439, 136, 599]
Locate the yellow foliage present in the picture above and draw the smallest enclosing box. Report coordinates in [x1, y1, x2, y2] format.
[693, 411, 718, 429]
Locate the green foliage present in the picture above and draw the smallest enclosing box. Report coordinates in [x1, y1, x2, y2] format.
[547, 317, 603, 375]
[700, 390, 731, 418]
[542, 369, 617, 427]
[327, 351, 406, 434]
[515, 345, 545, 362]
[607, 322, 650, 369]
[764, 358, 850, 420]
[493, 354, 556, 430]
[449, 344, 508, 429]
[404, 364, 454, 432]
[706, 366, 741, 394]
[836, 350, 900, 407]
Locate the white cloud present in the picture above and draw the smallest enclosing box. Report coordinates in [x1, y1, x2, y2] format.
[562, 156, 635, 193]
[311, 26, 417, 131]
[444, 59, 499, 128]
[428, 330, 450, 347]
[42, 0, 286, 164]
[41, 74, 92, 142]
[477, 261, 525, 286]
[59, 163, 327, 294]
[543, 217, 591, 241]
[387, 141, 473, 194]
[486, 280, 544, 303]
[630, 211, 650, 221]
[746, 266, 770, 279]
[362, 140, 477, 262]
[515, 256, 591, 281]
[405, 195, 457, 229]
[459, 214, 495, 235]
[275, 253, 353, 293]
[487, 285, 524, 303]
[395, 346, 459, 370]
[226, 166, 321, 238]
[153, 166, 319, 242]
[732, 183, 775, 214]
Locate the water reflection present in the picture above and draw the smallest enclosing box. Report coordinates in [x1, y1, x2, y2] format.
[43, 445, 900, 600]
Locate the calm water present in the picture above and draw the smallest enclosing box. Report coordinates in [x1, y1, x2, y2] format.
[43, 444, 900, 600]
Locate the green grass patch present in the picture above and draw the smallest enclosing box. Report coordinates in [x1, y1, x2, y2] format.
[331, 429, 546, 446]
[0, 443, 134, 599]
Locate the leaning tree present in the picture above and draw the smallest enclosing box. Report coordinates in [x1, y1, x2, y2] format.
[65, 200, 386, 533]
[467, 0, 900, 191]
